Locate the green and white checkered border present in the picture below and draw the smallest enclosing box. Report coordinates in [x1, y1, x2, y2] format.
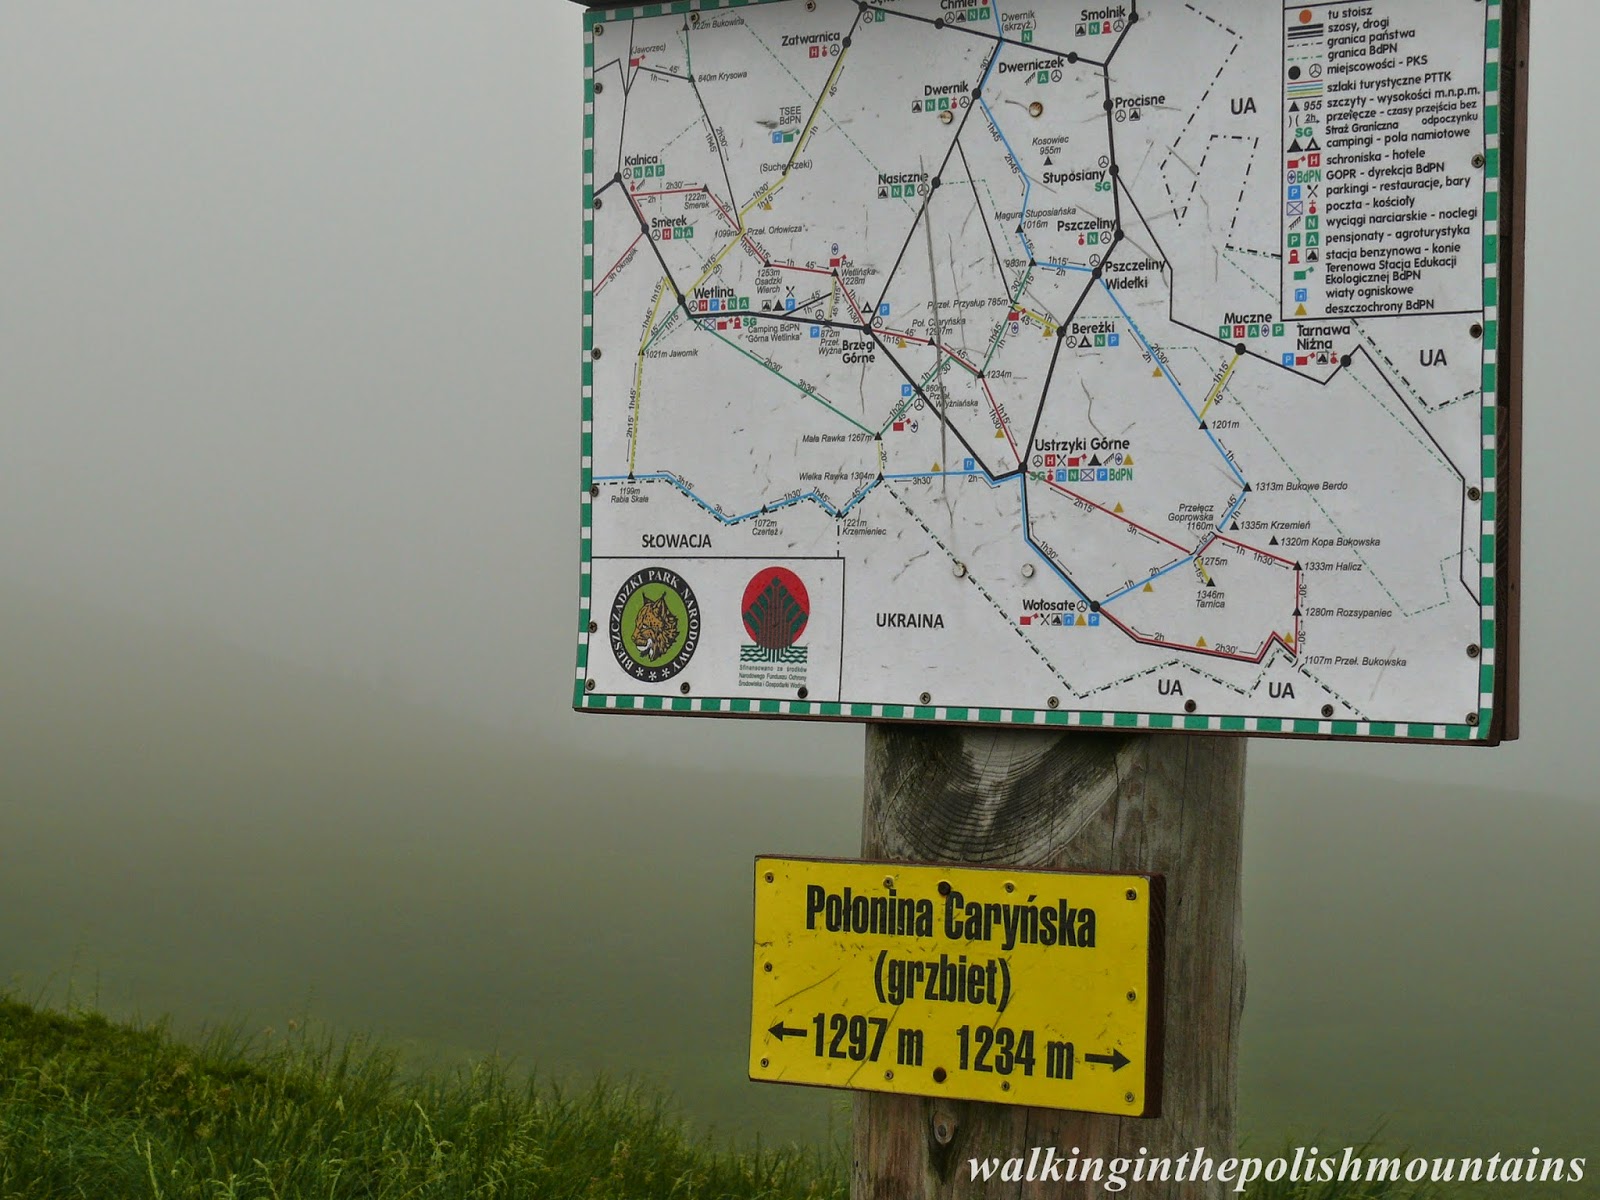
[575, 0, 1504, 744]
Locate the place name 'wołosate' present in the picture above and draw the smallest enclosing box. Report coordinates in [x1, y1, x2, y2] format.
[805, 884, 1098, 951]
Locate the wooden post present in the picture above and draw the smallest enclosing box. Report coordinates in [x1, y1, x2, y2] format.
[853, 724, 1247, 1199]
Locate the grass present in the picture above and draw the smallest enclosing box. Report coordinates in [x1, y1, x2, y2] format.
[0, 998, 1536, 1199]
[0, 998, 846, 1199]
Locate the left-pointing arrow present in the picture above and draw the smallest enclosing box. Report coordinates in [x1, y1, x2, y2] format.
[769, 1022, 807, 1041]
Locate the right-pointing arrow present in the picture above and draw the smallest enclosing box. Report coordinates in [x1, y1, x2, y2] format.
[1084, 1048, 1131, 1072]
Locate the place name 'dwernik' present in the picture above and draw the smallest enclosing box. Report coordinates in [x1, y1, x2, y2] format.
[806, 884, 1098, 950]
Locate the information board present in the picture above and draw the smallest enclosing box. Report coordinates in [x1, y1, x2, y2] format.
[749, 857, 1161, 1115]
[576, 0, 1518, 742]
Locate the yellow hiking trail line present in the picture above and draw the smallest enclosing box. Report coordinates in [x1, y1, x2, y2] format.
[1197, 355, 1241, 422]
[629, 278, 669, 473]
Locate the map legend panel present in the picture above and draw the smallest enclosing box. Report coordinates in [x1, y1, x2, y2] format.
[1283, 2, 1491, 321]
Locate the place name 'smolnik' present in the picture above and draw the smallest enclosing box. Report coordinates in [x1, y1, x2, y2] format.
[878, 612, 946, 629]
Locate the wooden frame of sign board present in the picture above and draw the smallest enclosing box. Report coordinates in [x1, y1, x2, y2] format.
[572, 0, 1530, 748]
[1498, 0, 1529, 745]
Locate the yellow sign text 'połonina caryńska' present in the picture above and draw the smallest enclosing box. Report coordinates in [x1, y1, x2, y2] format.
[750, 857, 1161, 1116]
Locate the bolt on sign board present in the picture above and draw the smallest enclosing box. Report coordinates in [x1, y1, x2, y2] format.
[749, 858, 1163, 1115]
[575, 0, 1525, 743]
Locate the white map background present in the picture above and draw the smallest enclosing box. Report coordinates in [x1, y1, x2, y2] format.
[581, 0, 1500, 736]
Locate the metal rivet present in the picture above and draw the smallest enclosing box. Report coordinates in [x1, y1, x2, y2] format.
[798, 686, 809, 700]
[1028, 101, 1044, 118]
[1001, 1081, 1011, 1091]
[919, 691, 932, 705]
[594, 81, 604, 94]
[952, 562, 968, 579]
[940, 110, 954, 125]
[587, 621, 598, 634]
[591, 348, 603, 360]
[593, 22, 604, 35]
[937, 881, 951, 897]
[585, 679, 596, 692]
[932, 1068, 948, 1084]
[590, 484, 600, 497]
[1021, 563, 1036, 579]
[1184, 699, 1197, 714]
[1322, 704, 1336, 718]
[1047, 696, 1060, 710]
[806, 0, 816, 8]
[1467, 712, 1481, 727]
[1468, 486, 1482, 502]
[690, 11, 700, 22]
[1470, 323, 1484, 339]
[1124, 1092, 1136, 1105]
[884, 1069, 894, 1080]
[1127, 990, 1138, 1003]
[765, 872, 774, 883]
[883, 876, 894, 888]
[680, 682, 691, 695]
[1467, 644, 1481, 659]
[763, 962, 772, 972]
[760, 1057, 769, 1068]
[1004, 881, 1015, 893]
[1473, 153, 1486, 168]
[1126, 889, 1138, 901]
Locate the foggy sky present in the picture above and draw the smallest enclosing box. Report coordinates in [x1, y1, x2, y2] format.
[2, 2, 1592, 798]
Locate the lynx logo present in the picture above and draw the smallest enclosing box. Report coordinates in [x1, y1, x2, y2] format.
[738, 567, 811, 690]
[610, 567, 701, 683]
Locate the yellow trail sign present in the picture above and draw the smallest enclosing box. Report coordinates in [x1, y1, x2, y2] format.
[750, 857, 1162, 1117]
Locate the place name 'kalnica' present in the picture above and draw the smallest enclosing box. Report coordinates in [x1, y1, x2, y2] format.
[877, 612, 946, 628]
[804, 885, 1098, 951]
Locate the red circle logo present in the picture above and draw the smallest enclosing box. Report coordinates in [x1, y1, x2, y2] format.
[741, 567, 811, 650]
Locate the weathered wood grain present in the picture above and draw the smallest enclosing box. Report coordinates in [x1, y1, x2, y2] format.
[853, 725, 1247, 1199]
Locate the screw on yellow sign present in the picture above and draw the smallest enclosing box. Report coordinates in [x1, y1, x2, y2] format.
[750, 857, 1162, 1116]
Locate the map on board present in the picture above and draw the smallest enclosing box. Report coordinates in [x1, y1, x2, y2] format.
[575, 0, 1508, 741]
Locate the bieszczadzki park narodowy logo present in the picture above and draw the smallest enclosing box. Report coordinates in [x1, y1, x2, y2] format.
[610, 567, 701, 683]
